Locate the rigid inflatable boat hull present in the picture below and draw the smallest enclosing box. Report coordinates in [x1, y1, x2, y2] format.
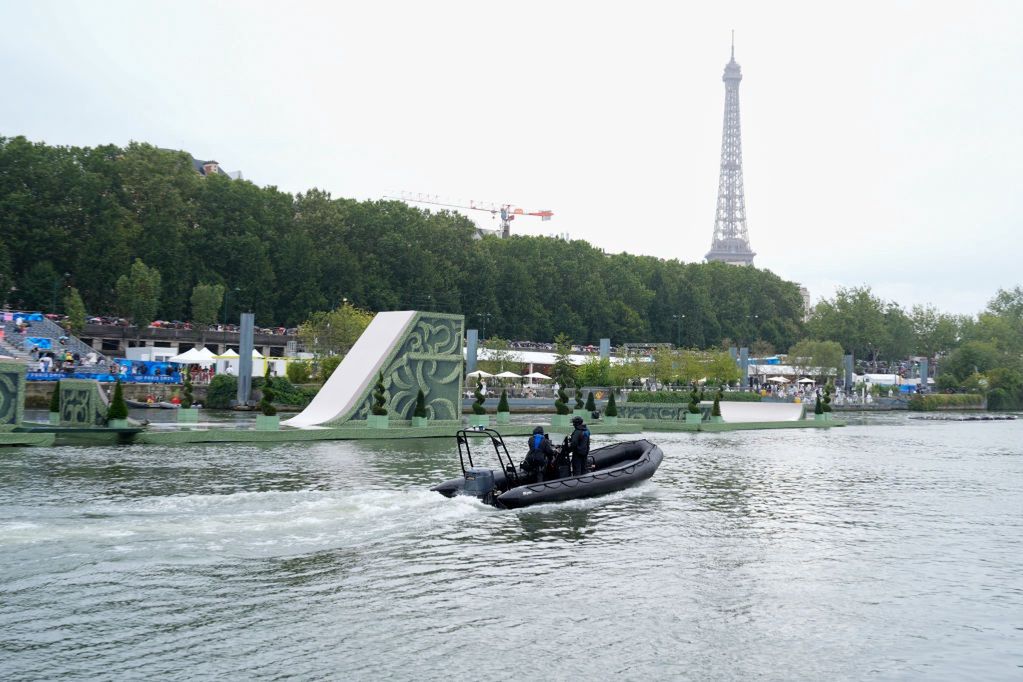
[431, 439, 663, 509]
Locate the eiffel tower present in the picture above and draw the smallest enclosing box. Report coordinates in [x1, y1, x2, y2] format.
[706, 35, 756, 266]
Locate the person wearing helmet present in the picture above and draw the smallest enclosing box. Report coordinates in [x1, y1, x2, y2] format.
[524, 426, 556, 482]
[566, 416, 591, 476]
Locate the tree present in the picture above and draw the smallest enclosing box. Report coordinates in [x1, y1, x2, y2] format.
[688, 385, 701, 414]
[472, 378, 487, 415]
[107, 379, 128, 421]
[705, 351, 741, 385]
[190, 283, 225, 342]
[116, 258, 161, 332]
[551, 333, 576, 386]
[371, 372, 388, 415]
[605, 391, 618, 417]
[585, 391, 596, 412]
[806, 286, 889, 360]
[787, 339, 844, 383]
[576, 357, 613, 387]
[206, 374, 237, 409]
[297, 301, 373, 358]
[0, 238, 12, 306]
[259, 364, 277, 416]
[574, 385, 584, 410]
[414, 389, 428, 418]
[497, 389, 509, 413]
[63, 287, 87, 335]
[554, 382, 570, 415]
[712, 387, 723, 417]
[181, 369, 194, 409]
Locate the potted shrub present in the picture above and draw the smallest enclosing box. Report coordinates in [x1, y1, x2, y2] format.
[585, 391, 596, 414]
[604, 390, 619, 426]
[178, 369, 199, 422]
[552, 380, 571, 427]
[470, 378, 489, 427]
[821, 382, 833, 420]
[49, 381, 61, 425]
[107, 379, 129, 429]
[368, 371, 389, 428]
[256, 366, 280, 430]
[685, 385, 703, 424]
[412, 389, 429, 427]
[495, 388, 511, 424]
[813, 393, 825, 420]
[711, 387, 724, 423]
[573, 385, 588, 419]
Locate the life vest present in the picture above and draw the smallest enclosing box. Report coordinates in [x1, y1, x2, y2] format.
[530, 434, 544, 451]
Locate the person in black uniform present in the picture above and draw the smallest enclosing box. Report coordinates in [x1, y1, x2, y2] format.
[524, 426, 556, 482]
[566, 416, 591, 476]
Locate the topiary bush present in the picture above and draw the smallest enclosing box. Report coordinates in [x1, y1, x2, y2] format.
[49, 381, 61, 413]
[259, 365, 277, 416]
[574, 385, 584, 410]
[605, 391, 618, 417]
[107, 379, 129, 421]
[585, 391, 596, 412]
[472, 379, 487, 415]
[414, 389, 428, 418]
[712, 387, 723, 417]
[627, 390, 761, 403]
[181, 370, 194, 409]
[206, 374, 238, 409]
[814, 394, 824, 414]
[688, 385, 701, 414]
[554, 381, 570, 415]
[822, 383, 833, 413]
[497, 388, 509, 413]
[372, 372, 388, 415]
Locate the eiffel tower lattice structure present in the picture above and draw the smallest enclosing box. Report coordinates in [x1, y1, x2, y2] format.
[705, 36, 756, 266]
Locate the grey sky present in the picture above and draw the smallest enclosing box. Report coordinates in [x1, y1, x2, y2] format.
[2, 1, 1020, 316]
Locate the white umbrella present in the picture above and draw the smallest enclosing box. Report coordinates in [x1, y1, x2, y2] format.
[524, 371, 552, 380]
[466, 370, 494, 378]
[797, 377, 815, 384]
[767, 376, 790, 383]
[495, 371, 522, 379]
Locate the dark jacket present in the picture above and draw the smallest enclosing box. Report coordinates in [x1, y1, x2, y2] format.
[525, 429, 556, 469]
[567, 424, 590, 457]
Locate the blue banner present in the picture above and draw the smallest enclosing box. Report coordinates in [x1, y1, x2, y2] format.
[25, 337, 53, 350]
[113, 359, 180, 382]
[26, 372, 180, 383]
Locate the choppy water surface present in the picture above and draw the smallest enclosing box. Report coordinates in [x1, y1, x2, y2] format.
[2, 414, 1022, 680]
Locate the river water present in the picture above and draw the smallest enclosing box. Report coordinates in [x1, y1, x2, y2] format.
[2, 413, 1021, 680]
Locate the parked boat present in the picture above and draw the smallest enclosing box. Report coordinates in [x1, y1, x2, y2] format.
[431, 428, 663, 509]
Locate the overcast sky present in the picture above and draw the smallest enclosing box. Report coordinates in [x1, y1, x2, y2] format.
[2, 1, 1020, 316]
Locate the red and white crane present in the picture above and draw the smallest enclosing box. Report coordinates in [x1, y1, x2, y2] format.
[385, 191, 553, 238]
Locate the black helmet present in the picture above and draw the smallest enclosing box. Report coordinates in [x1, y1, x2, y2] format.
[571, 416, 584, 426]
[532, 426, 545, 435]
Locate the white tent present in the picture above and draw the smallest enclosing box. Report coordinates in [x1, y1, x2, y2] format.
[797, 377, 815, 384]
[196, 347, 218, 361]
[169, 348, 211, 365]
[217, 348, 239, 359]
[767, 376, 790, 383]
[524, 371, 552, 380]
[466, 369, 494, 378]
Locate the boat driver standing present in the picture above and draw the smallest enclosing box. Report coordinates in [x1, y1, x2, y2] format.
[567, 416, 591, 476]
[524, 426, 556, 482]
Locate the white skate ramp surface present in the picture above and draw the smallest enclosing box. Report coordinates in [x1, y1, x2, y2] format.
[283, 311, 417, 428]
[719, 401, 804, 422]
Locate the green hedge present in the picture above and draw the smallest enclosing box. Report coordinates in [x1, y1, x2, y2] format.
[907, 394, 985, 411]
[626, 390, 761, 403]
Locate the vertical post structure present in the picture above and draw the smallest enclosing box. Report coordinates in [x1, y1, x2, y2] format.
[705, 34, 756, 266]
[918, 358, 929, 391]
[739, 347, 750, 386]
[843, 354, 854, 390]
[599, 338, 610, 361]
[465, 329, 479, 374]
[237, 312, 254, 407]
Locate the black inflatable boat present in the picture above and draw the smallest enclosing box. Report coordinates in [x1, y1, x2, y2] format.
[431, 428, 663, 509]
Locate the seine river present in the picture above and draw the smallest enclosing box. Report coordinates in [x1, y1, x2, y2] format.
[2, 413, 1021, 680]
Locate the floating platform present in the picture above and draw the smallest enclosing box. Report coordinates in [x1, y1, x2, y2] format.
[0, 431, 56, 447]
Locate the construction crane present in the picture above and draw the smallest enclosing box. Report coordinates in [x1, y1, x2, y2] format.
[385, 191, 553, 238]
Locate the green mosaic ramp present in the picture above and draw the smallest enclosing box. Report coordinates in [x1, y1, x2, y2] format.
[59, 379, 109, 427]
[284, 311, 464, 428]
[0, 361, 27, 427]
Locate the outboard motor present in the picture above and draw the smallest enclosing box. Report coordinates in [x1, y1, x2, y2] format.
[462, 467, 498, 504]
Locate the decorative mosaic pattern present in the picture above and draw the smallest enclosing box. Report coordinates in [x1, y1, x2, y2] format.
[60, 379, 109, 426]
[332, 312, 465, 426]
[618, 403, 688, 421]
[0, 361, 26, 426]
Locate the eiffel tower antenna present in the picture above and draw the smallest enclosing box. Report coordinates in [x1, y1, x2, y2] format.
[706, 34, 756, 266]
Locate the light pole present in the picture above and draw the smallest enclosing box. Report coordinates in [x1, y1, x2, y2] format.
[672, 314, 686, 348]
[477, 312, 492, 342]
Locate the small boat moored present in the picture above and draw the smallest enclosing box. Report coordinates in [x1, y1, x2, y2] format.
[431, 428, 663, 509]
